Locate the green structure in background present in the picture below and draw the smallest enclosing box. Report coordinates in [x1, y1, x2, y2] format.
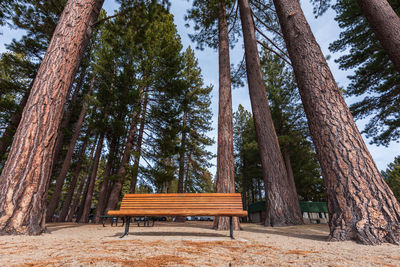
[248, 201, 328, 223]
[299, 201, 328, 213]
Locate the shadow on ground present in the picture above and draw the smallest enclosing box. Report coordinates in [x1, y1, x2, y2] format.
[242, 224, 329, 242]
[46, 223, 94, 233]
[108, 231, 229, 238]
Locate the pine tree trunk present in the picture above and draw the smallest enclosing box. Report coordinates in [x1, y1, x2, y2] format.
[79, 131, 105, 223]
[58, 136, 89, 222]
[105, 91, 145, 211]
[283, 148, 296, 197]
[95, 135, 119, 223]
[214, 2, 240, 231]
[273, 0, 400, 244]
[176, 111, 188, 222]
[239, 0, 303, 226]
[0, 0, 104, 235]
[178, 110, 188, 194]
[242, 172, 248, 222]
[50, 62, 89, 179]
[0, 89, 29, 158]
[66, 135, 98, 222]
[356, 0, 400, 74]
[46, 80, 93, 222]
[128, 91, 149, 194]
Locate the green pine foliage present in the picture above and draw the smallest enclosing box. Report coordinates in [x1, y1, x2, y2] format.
[234, 48, 325, 205]
[381, 156, 400, 203]
[185, 0, 239, 50]
[329, 0, 400, 146]
[260, 48, 324, 201]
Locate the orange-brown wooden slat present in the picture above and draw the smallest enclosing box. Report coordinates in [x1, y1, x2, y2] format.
[108, 209, 248, 216]
[122, 193, 242, 197]
[108, 193, 247, 217]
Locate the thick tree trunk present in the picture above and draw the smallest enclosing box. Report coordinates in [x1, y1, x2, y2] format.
[239, 0, 303, 226]
[58, 136, 89, 222]
[0, 0, 104, 235]
[46, 80, 93, 222]
[283, 148, 297, 198]
[356, 0, 400, 74]
[79, 131, 105, 223]
[66, 135, 98, 222]
[0, 90, 29, 158]
[94, 135, 118, 223]
[105, 92, 144, 211]
[273, 0, 400, 244]
[128, 91, 149, 194]
[214, 2, 240, 231]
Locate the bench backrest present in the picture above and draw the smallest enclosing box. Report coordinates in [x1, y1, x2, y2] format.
[119, 193, 244, 211]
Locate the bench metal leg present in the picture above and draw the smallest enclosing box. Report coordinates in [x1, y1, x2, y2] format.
[230, 216, 234, 239]
[120, 217, 130, 238]
[102, 218, 106, 227]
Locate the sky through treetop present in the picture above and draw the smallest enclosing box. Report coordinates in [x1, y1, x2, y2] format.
[1, 0, 399, 175]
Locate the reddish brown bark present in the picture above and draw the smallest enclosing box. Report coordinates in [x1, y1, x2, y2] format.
[79, 131, 105, 223]
[0, 0, 104, 235]
[273, 0, 400, 244]
[213, 2, 240, 231]
[58, 136, 89, 222]
[46, 80, 93, 222]
[239, 0, 303, 226]
[356, 0, 400, 74]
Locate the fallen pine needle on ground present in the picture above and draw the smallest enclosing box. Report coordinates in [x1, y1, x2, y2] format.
[1, 221, 399, 266]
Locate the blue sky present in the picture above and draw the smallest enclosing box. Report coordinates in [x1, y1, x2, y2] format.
[1, 0, 399, 174]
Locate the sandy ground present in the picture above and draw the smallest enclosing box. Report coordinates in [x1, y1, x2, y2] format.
[0, 221, 399, 266]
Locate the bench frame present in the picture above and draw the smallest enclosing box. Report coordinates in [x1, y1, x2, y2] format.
[108, 193, 246, 239]
[120, 215, 235, 239]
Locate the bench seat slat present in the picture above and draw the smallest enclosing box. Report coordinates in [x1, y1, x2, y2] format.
[108, 209, 248, 216]
[108, 193, 248, 218]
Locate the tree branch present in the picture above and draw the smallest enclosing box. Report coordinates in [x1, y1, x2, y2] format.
[251, 8, 283, 38]
[256, 39, 292, 66]
[91, 10, 130, 27]
[254, 25, 290, 59]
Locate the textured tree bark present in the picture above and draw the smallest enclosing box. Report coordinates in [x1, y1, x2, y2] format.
[273, 0, 400, 244]
[66, 135, 98, 222]
[0, 0, 104, 235]
[0, 90, 29, 158]
[214, 2, 240, 231]
[356, 0, 400, 74]
[79, 131, 105, 223]
[94, 135, 119, 223]
[58, 136, 89, 222]
[128, 91, 149, 195]
[46, 79, 93, 222]
[239, 0, 303, 226]
[283, 149, 296, 195]
[105, 91, 145, 211]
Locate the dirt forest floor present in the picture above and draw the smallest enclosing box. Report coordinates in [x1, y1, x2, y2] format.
[0, 221, 399, 266]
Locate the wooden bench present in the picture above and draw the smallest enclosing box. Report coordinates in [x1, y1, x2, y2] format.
[107, 193, 248, 238]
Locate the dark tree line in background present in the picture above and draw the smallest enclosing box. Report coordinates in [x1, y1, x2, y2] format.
[0, 0, 399, 245]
